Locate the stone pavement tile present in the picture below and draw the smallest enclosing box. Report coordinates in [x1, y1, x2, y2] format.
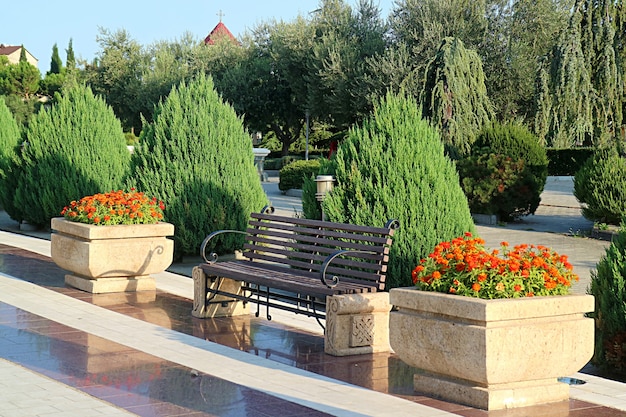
[0, 358, 135, 417]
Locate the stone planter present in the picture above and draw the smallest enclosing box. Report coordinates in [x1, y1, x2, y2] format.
[389, 288, 594, 410]
[51, 217, 174, 293]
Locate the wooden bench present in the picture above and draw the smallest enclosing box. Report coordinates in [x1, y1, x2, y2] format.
[191, 206, 399, 356]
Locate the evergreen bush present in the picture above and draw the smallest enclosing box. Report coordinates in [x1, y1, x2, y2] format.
[457, 152, 527, 218]
[13, 85, 130, 227]
[128, 74, 268, 257]
[0, 97, 21, 218]
[574, 147, 626, 224]
[588, 225, 626, 371]
[278, 159, 321, 191]
[305, 92, 475, 288]
[459, 122, 548, 220]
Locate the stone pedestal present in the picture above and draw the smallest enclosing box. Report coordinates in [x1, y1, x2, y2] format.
[324, 292, 391, 356]
[191, 266, 249, 318]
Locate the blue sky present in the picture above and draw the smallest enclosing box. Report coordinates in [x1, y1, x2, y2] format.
[2, 1, 395, 74]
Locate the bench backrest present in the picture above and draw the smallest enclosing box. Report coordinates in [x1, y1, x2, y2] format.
[243, 212, 397, 291]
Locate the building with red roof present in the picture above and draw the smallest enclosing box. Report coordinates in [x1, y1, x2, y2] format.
[204, 21, 238, 45]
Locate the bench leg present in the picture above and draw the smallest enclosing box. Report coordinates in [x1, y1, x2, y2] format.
[324, 292, 391, 356]
[191, 266, 249, 318]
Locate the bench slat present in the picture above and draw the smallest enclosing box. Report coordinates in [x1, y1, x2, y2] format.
[247, 220, 393, 245]
[242, 241, 388, 266]
[250, 212, 395, 237]
[200, 261, 377, 297]
[241, 251, 385, 282]
[245, 231, 390, 254]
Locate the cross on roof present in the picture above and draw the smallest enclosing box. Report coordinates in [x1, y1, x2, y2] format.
[217, 10, 225, 22]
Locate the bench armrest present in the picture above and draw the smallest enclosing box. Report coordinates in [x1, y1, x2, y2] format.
[320, 249, 379, 289]
[200, 230, 248, 264]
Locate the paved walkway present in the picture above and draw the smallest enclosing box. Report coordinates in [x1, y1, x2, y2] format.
[0, 175, 624, 416]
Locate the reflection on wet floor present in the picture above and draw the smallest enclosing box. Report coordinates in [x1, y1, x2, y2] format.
[1, 243, 626, 417]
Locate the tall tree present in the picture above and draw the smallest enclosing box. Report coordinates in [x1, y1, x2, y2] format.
[306, 0, 387, 129]
[482, 0, 572, 121]
[85, 28, 145, 132]
[421, 37, 494, 156]
[66, 38, 76, 69]
[19, 45, 27, 63]
[534, 0, 625, 148]
[390, 0, 487, 82]
[49, 43, 62, 74]
[213, 19, 314, 156]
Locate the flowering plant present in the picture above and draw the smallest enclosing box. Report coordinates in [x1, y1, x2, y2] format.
[412, 232, 578, 299]
[61, 190, 165, 226]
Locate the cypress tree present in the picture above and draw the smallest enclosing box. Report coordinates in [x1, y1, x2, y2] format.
[420, 37, 494, 157]
[129, 73, 268, 257]
[49, 43, 62, 75]
[534, 0, 625, 148]
[317, 92, 475, 288]
[19, 45, 27, 63]
[0, 97, 22, 220]
[66, 38, 76, 69]
[13, 84, 130, 226]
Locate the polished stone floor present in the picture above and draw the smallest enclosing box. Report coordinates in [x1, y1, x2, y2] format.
[1, 242, 625, 417]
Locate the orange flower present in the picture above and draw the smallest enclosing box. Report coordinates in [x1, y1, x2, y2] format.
[412, 233, 578, 299]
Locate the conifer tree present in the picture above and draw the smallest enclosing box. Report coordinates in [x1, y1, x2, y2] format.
[420, 37, 494, 157]
[66, 38, 75, 69]
[129, 73, 268, 257]
[0, 97, 22, 220]
[534, 0, 625, 148]
[19, 45, 27, 63]
[13, 85, 130, 226]
[49, 43, 62, 74]
[316, 92, 475, 288]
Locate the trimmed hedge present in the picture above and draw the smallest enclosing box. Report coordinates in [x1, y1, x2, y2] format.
[278, 159, 321, 191]
[546, 147, 594, 176]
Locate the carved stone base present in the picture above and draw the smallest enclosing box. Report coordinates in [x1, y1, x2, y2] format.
[65, 274, 155, 294]
[324, 292, 391, 356]
[191, 266, 249, 318]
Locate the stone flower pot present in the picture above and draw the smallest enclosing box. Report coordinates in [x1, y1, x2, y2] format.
[389, 288, 594, 410]
[51, 217, 174, 293]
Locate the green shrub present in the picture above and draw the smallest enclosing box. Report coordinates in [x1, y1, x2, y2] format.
[278, 159, 321, 191]
[304, 92, 475, 289]
[263, 158, 282, 170]
[128, 74, 268, 257]
[460, 122, 547, 220]
[13, 85, 130, 226]
[574, 147, 626, 224]
[588, 225, 626, 371]
[546, 147, 594, 176]
[457, 152, 528, 219]
[0, 97, 22, 218]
